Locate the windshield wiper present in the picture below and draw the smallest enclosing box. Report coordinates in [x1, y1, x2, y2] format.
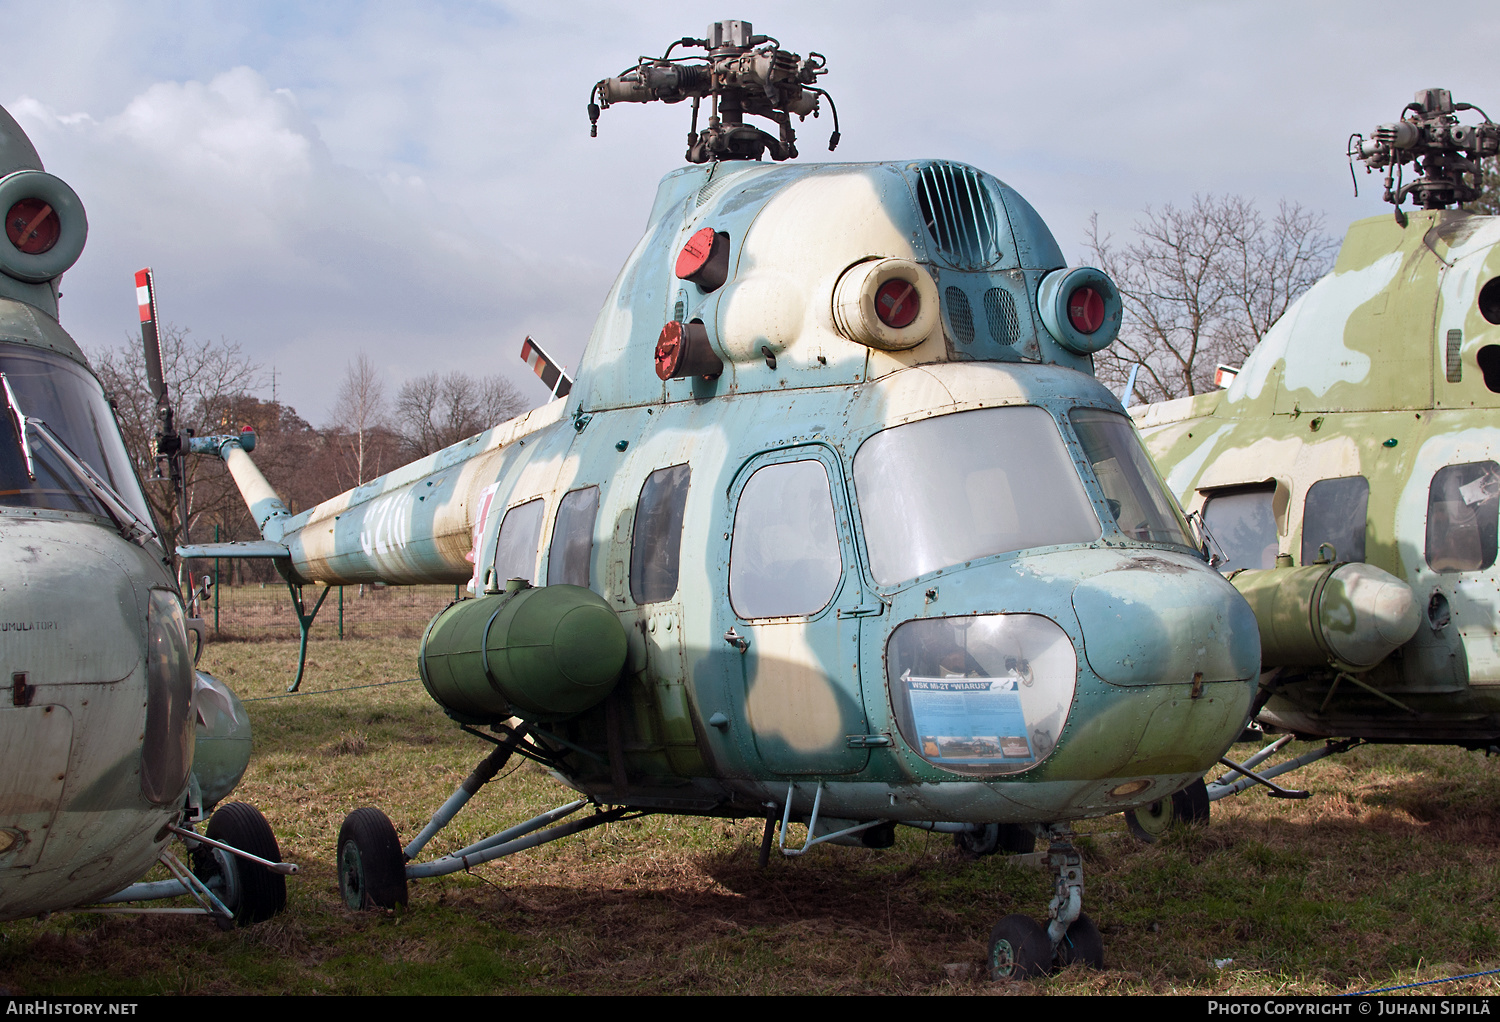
[1, 371, 35, 480]
[1, 371, 157, 548]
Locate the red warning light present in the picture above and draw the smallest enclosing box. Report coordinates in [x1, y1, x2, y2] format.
[874, 279, 918, 328]
[1067, 286, 1105, 334]
[5, 199, 59, 255]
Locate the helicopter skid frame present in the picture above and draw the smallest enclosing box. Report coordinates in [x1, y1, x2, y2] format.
[81, 849, 233, 922]
[775, 781, 883, 856]
[404, 801, 640, 880]
[1206, 737, 1364, 802]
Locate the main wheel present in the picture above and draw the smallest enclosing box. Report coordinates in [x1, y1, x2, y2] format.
[955, 823, 1037, 857]
[337, 807, 408, 910]
[1055, 913, 1105, 970]
[1124, 777, 1210, 843]
[988, 914, 1052, 981]
[192, 802, 286, 927]
[954, 823, 1000, 857]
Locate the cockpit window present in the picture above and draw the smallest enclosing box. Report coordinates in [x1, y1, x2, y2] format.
[0, 342, 152, 524]
[1069, 409, 1195, 548]
[853, 406, 1099, 585]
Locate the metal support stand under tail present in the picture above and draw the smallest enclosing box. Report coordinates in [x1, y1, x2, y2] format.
[284, 580, 331, 693]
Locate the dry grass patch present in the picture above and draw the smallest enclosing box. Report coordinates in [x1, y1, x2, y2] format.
[2, 586, 1499, 994]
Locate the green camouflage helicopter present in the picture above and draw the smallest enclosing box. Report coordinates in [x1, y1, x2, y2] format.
[1132, 88, 1500, 832]
[0, 105, 294, 928]
[188, 20, 1272, 979]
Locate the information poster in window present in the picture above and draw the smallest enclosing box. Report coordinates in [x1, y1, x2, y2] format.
[904, 676, 1032, 765]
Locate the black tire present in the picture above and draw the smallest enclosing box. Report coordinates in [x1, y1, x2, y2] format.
[998, 823, 1036, 854]
[1055, 912, 1105, 970]
[192, 802, 286, 927]
[988, 913, 1052, 981]
[337, 807, 407, 910]
[955, 823, 1036, 857]
[954, 823, 1000, 857]
[1124, 777, 1210, 843]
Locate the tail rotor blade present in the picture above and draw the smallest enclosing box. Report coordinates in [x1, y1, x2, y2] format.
[136, 268, 167, 407]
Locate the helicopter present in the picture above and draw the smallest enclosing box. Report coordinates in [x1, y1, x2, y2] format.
[1129, 87, 1500, 834]
[187, 19, 1268, 979]
[0, 103, 294, 928]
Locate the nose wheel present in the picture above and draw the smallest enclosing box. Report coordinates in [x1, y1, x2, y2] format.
[987, 825, 1104, 980]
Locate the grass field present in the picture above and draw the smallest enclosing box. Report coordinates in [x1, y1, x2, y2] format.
[1, 584, 1498, 995]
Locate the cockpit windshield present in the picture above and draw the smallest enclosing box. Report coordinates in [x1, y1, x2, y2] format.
[852, 406, 1100, 584]
[0, 342, 154, 527]
[1069, 409, 1195, 549]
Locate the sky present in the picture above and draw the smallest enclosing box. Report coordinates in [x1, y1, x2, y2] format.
[3, 0, 1497, 425]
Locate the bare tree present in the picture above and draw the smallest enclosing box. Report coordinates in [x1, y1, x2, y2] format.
[91, 325, 262, 555]
[1086, 195, 1337, 403]
[328, 352, 389, 486]
[393, 370, 529, 459]
[1464, 158, 1500, 215]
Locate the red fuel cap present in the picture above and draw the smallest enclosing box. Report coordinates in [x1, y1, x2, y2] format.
[655, 321, 686, 380]
[674, 228, 730, 292]
[676, 228, 718, 279]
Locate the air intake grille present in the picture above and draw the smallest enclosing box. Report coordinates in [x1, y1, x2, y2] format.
[1447, 328, 1463, 383]
[984, 288, 1021, 346]
[946, 287, 975, 344]
[914, 163, 1002, 270]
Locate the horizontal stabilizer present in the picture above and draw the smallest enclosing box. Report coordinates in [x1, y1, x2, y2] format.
[177, 541, 291, 559]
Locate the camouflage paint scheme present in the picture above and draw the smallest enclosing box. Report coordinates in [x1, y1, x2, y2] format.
[0, 105, 205, 919]
[1137, 208, 1500, 743]
[222, 158, 1263, 831]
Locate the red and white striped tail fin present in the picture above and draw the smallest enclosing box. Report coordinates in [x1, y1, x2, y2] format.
[519, 335, 573, 399]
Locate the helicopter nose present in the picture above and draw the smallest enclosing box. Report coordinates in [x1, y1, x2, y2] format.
[1071, 552, 1261, 686]
[0, 524, 142, 685]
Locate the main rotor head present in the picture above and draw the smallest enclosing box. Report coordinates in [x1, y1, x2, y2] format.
[588, 19, 839, 164]
[1350, 88, 1499, 211]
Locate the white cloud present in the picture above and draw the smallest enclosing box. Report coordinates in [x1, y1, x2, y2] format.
[2, 0, 1499, 422]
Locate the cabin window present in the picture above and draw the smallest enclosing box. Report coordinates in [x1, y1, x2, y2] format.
[1069, 409, 1195, 548]
[631, 464, 691, 603]
[1201, 486, 1277, 572]
[494, 498, 545, 585]
[1301, 476, 1369, 565]
[853, 406, 1098, 585]
[547, 486, 600, 588]
[1426, 462, 1500, 573]
[730, 460, 842, 618]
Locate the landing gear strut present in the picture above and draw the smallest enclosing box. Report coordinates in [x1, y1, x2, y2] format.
[988, 824, 1104, 980]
